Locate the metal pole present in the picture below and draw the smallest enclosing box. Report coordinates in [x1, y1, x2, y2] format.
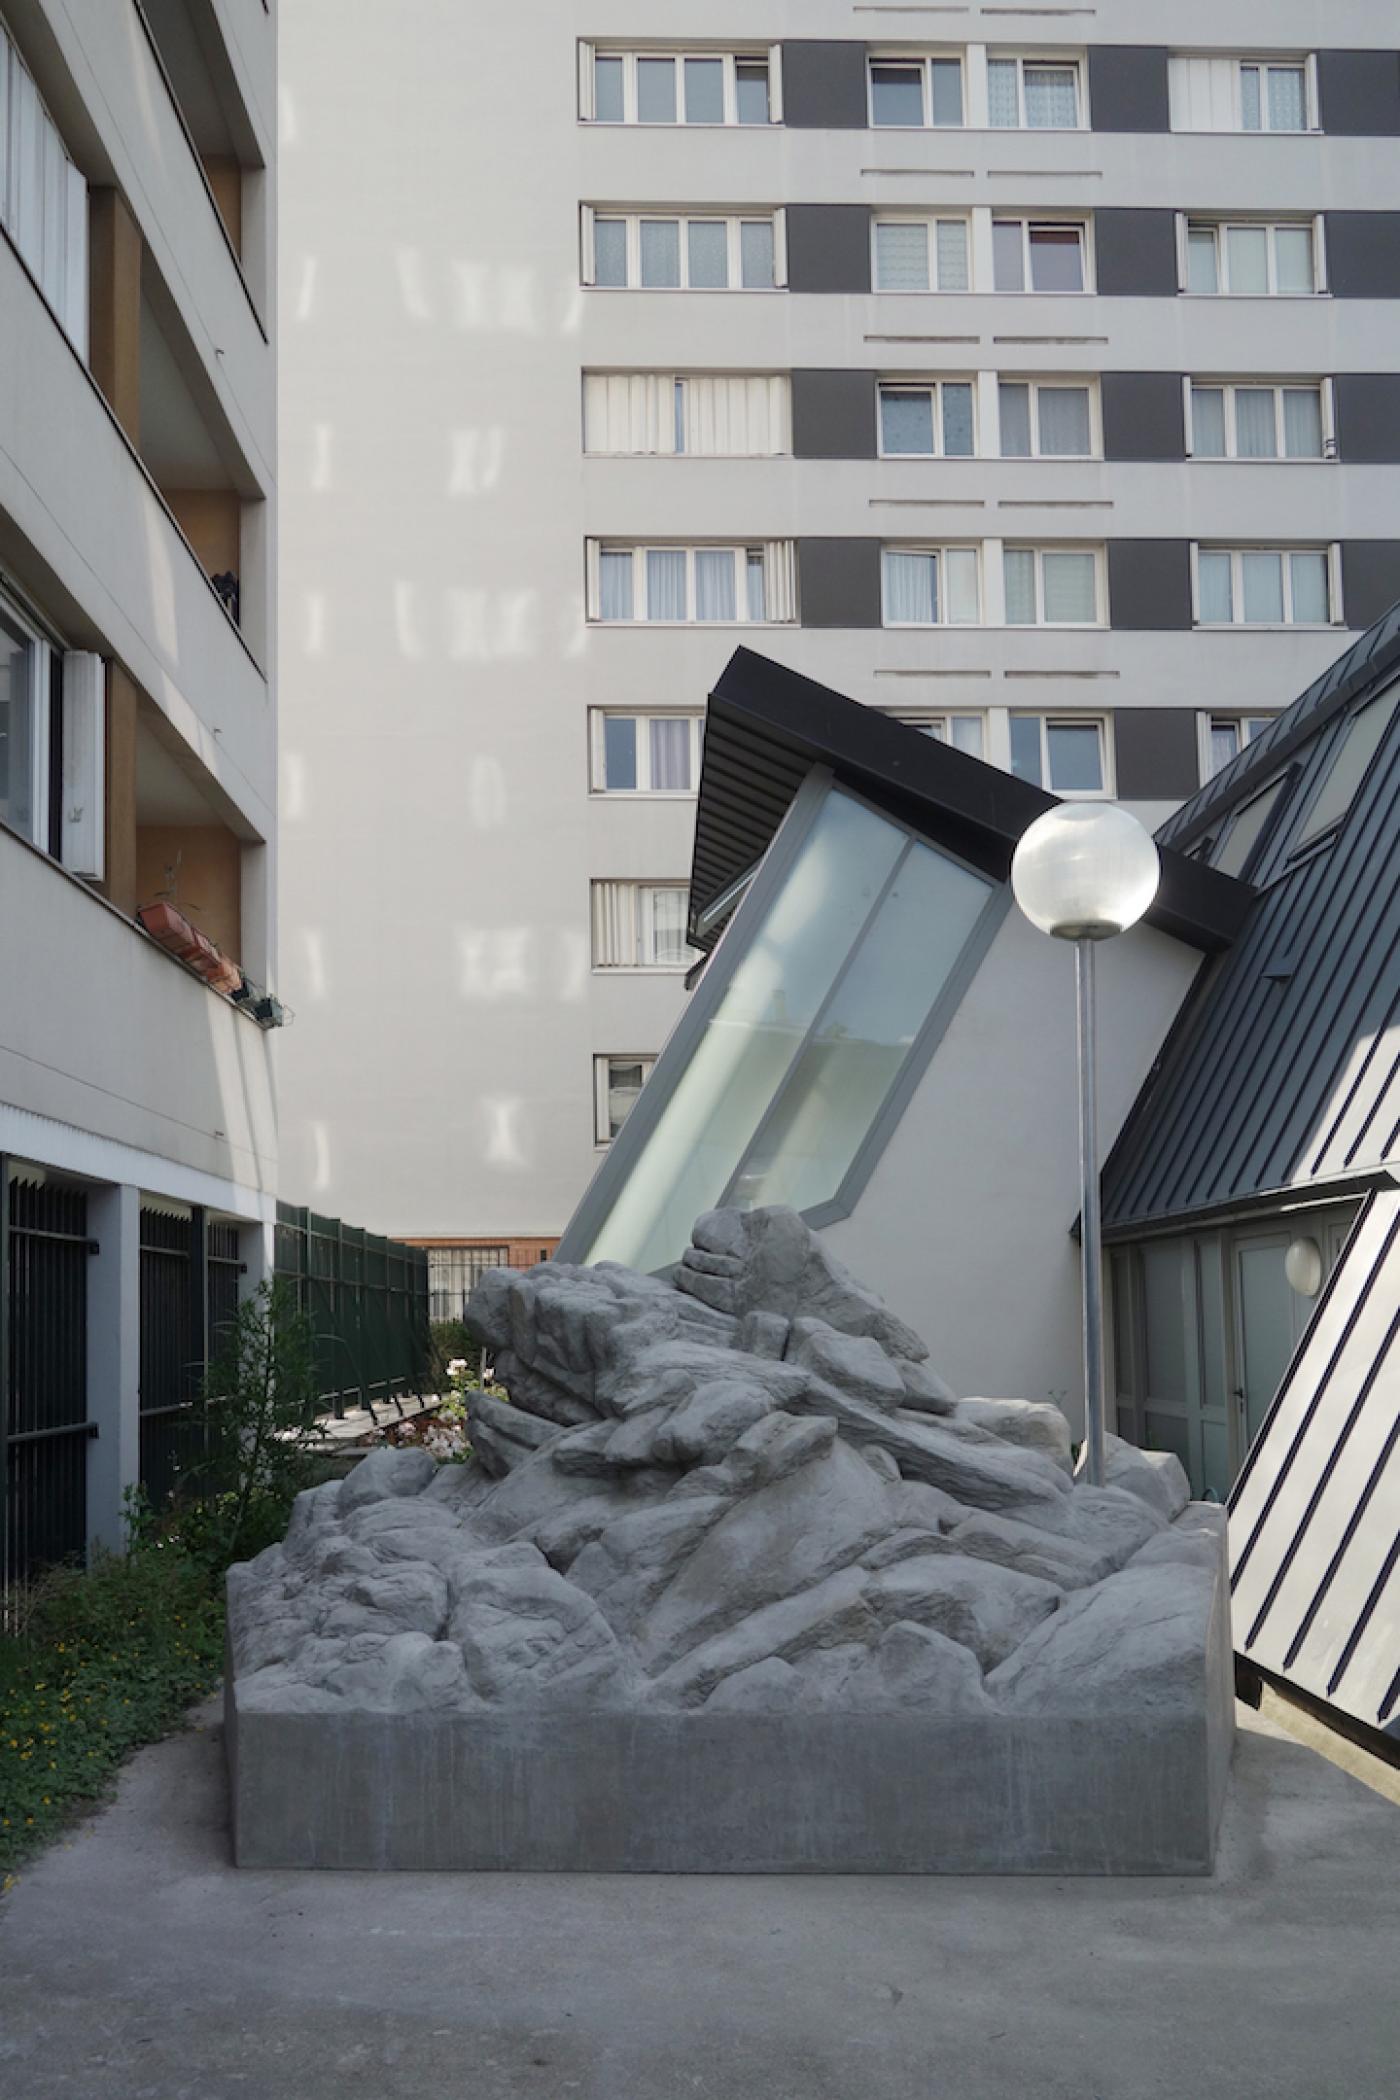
[1076, 936, 1106, 1487]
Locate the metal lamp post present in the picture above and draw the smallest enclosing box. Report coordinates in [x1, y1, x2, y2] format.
[1010, 804, 1161, 1486]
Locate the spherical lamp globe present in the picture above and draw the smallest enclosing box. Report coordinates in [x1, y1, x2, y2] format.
[1011, 803, 1161, 942]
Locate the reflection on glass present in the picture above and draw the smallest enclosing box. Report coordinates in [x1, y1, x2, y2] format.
[594, 55, 624, 122]
[0, 615, 34, 839]
[684, 58, 724, 124]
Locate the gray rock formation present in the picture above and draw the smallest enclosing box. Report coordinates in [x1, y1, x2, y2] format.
[228, 1208, 1225, 1731]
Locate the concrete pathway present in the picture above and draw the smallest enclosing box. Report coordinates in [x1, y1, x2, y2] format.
[1, 1701, 1396, 2100]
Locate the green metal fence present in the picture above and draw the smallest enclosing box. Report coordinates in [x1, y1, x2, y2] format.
[274, 1204, 430, 1417]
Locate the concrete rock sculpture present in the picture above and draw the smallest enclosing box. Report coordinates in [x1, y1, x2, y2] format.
[226, 1207, 1234, 1873]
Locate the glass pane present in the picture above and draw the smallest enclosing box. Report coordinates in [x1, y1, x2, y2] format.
[1045, 721, 1103, 792]
[1209, 721, 1240, 775]
[604, 715, 638, 788]
[1009, 715, 1042, 783]
[1282, 388, 1323, 457]
[746, 552, 767, 622]
[740, 219, 775, 288]
[636, 57, 677, 123]
[1024, 64, 1078, 128]
[1037, 386, 1091, 454]
[695, 548, 736, 621]
[674, 378, 686, 453]
[734, 841, 992, 1214]
[1289, 551, 1329, 624]
[1041, 551, 1097, 622]
[1241, 551, 1284, 622]
[987, 59, 1020, 127]
[1197, 551, 1233, 622]
[1274, 225, 1314, 293]
[1239, 66, 1261, 132]
[1004, 548, 1037, 623]
[929, 60, 963, 126]
[1268, 67, 1306, 131]
[992, 220, 1024, 291]
[870, 62, 925, 126]
[607, 1063, 647, 1139]
[645, 548, 688, 619]
[649, 717, 691, 791]
[639, 218, 681, 287]
[944, 548, 979, 624]
[882, 550, 937, 625]
[1215, 780, 1285, 876]
[1225, 225, 1269, 293]
[1191, 387, 1227, 456]
[594, 55, 624, 122]
[593, 218, 627, 287]
[941, 382, 974, 456]
[599, 551, 634, 620]
[1299, 688, 1400, 842]
[648, 889, 690, 966]
[875, 221, 929, 291]
[1234, 388, 1278, 458]
[0, 614, 35, 840]
[949, 716, 983, 756]
[684, 57, 724, 124]
[998, 383, 1032, 457]
[1028, 225, 1083, 292]
[736, 62, 769, 125]
[1187, 228, 1218, 294]
[935, 220, 969, 291]
[688, 220, 728, 289]
[582, 791, 908, 1272]
[880, 388, 935, 454]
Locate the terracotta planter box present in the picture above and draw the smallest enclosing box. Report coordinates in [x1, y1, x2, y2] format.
[138, 901, 242, 999]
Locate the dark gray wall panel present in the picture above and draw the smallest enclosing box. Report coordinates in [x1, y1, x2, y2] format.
[791, 370, 877, 459]
[1114, 709, 1201, 800]
[1087, 47, 1170, 133]
[1107, 541, 1193, 630]
[1316, 50, 1400, 136]
[1095, 209, 1179, 296]
[1333, 375, 1400, 463]
[780, 41, 869, 129]
[786, 205, 872, 294]
[1341, 542, 1400, 628]
[1327, 213, 1400, 297]
[1101, 373, 1186, 460]
[796, 539, 883, 627]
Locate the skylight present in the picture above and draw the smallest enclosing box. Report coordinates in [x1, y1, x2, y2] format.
[1293, 685, 1400, 850]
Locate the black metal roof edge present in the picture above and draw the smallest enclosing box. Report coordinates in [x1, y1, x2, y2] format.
[1101, 1166, 1399, 1245]
[690, 647, 1253, 955]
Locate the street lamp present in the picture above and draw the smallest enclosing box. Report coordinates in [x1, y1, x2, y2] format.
[1011, 804, 1160, 1485]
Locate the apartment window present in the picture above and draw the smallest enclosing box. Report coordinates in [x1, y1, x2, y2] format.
[873, 217, 970, 292]
[595, 1056, 656, 1144]
[1294, 687, 1400, 849]
[869, 55, 964, 128]
[583, 373, 791, 457]
[1188, 382, 1328, 460]
[999, 380, 1094, 457]
[591, 712, 702, 794]
[1184, 219, 1322, 296]
[0, 600, 43, 845]
[894, 713, 985, 758]
[1206, 715, 1273, 777]
[1194, 547, 1336, 626]
[1004, 546, 1102, 625]
[1213, 777, 1289, 878]
[592, 882, 697, 971]
[881, 548, 980, 626]
[586, 211, 782, 290]
[1239, 61, 1308, 132]
[588, 542, 796, 624]
[993, 219, 1087, 293]
[0, 24, 87, 348]
[586, 49, 777, 126]
[988, 56, 1082, 129]
[1169, 55, 1315, 134]
[1009, 715, 1108, 794]
[878, 381, 975, 457]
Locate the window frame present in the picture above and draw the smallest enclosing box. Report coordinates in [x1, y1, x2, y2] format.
[0, 19, 87, 349]
[997, 375, 1099, 458]
[992, 215, 1092, 294]
[1185, 377, 1333, 461]
[1180, 216, 1326, 297]
[0, 585, 53, 852]
[591, 881, 697, 972]
[1236, 57, 1313, 133]
[871, 213, 973, 293]
[880, 545, 983, 628]
[593, 1055, 657, 1147]
[876, 377, 978, 458]
[866, 52, 965, 129]
[1001, 543, 1106, 628]
[1291, 686, 1400, 852]
[586, 48, 777, 127]
[1200, 712, 1276, 782]
[986, 52, 1086, 130]
[592, 543, 779, 625]
[586, 209, 783, 291]
[589, 711, 703, 796]
[888, 711, 986, 758]
[1190, 543, 1341, 628]
[1008, 712, 1113, 797]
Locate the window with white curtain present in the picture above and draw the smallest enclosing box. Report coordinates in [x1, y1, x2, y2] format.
[1205, 714, 1274, 778]
[584, 48, 778, 126]
[583, 373, 791, 456]
[1009, 715, 1109, 794]
[1003, 546, 1102, 625]
[594, 1056, 657, 1144]
[0, 23, 87, 349]
[868, 55, 964, 127]
[1168, 55, 1314, 134]
[1183, 219, 1322, 295]
[590, 712, 703, 794]
[592, 882, 699, 970]
[987, 55, 1083, 128]
[585, 209, 783, 290]
[588, 542, 796, 623]
[881, 547, 981, 626]
[998, 379, 1095, 456]
[1188, 381, 1328, 460]
[890, 713, 985, 758]
[873, 216, 970, 292]
[877, 381, 975, 457]
[992, 219, 1088, 292]
[1194, 547, 1336, 626]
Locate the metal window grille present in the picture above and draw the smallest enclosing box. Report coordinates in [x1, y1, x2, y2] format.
[2, 1169, 93, 1590]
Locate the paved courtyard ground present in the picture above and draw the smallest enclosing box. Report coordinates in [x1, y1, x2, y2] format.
[1, 1697, 1396, 2100]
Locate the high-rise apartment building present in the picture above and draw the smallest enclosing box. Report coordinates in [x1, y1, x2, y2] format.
[277, 5, 1400, 1314]
[0, 0, 278, 1572]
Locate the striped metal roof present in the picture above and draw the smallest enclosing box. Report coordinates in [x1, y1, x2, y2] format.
[1229, 1188, 1400, 1742]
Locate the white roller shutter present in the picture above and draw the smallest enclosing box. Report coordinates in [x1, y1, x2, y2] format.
[583, 373, 676, 453]
[60, 652, 105, 878]
[768, 45, 784, 124]
[763, 542, 797, 624]
[577, 41, 595, 120]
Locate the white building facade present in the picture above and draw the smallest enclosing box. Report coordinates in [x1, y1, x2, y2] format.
[276, 2, 1400, 1305]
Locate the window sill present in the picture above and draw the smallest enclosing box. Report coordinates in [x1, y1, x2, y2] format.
[1193, 622, 1342, 633]
[586, 284, 785, 294]
[589, 620, 793, 629]
[592, 966, 693, 977]
[590, 790, 699, 801]
[581, 120, 781, 131]
[1186, 456, 1333, 466]
[1177, 291, 1328, 300]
